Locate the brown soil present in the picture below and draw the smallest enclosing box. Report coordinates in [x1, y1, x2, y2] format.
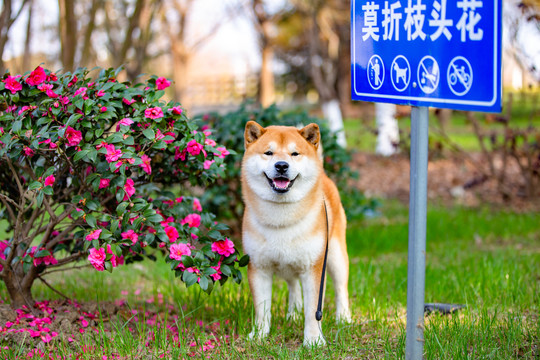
[352, 152, 540, 211]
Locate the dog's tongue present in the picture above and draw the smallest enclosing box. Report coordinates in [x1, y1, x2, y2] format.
[273, 178, 290, 189]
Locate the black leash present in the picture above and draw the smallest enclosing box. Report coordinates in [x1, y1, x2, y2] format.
[315, 199, 329, 321]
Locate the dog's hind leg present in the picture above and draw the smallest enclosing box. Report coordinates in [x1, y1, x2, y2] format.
[285, 278, 302, 321]
[328, 238, 352, 322]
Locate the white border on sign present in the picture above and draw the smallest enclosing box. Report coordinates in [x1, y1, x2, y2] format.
[351, 0, 499, 107]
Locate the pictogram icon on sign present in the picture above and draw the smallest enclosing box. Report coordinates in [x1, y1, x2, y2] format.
[417, 56, 439, 94]
[447, 56, 473, 96]
[391, 55, 411, 92]
[367, 55, 385, 90]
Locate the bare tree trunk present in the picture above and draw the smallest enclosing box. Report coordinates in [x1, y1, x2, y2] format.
[260, 45, 275, 107]
[0, 0, 30, 74]
[79, 0, 101, 68]
[2, 268, 35, 309]
[58, 0, 77, 71]
[375, 103, 399, 156]
[21, 0, 33, 71]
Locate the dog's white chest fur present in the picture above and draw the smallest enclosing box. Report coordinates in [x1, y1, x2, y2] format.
[243, 203, 324, 276]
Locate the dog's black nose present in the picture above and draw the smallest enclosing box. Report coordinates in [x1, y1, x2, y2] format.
[274, 161, 289, 174]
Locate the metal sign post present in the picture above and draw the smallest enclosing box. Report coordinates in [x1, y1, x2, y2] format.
[350, 1, 502, 358]
[405, 107, 429, 359]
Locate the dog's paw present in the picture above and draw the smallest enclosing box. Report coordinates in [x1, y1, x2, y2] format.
[336, 310, 352, 324]
[286, 311, 300, 322]
[248, 328, 269, 341]
[303, 334, 326, 347]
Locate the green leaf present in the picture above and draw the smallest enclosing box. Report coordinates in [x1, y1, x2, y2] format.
[73, 149, 89, 162]
[182, 270, 198, 287]
[238, 254, 250, 267]
[28, 181, 42, 190]
[34, 249, 52, 258]
[143, 128, 155, 140]
[207, 230, 221, 240]
[86, 214, 97, 228]
[116, 202, 129, 216]
[36, 191, 44, 207]
[220, 264, 232, 277]
[180, 255, 193, 268]
[42, 186, 54, 196]
[12, 120, 22, 134]
[199, 275, 209, 291]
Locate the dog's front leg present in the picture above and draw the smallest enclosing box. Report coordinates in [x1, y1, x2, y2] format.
[300, 271, 326, 346]
[248, 265, 273, 340]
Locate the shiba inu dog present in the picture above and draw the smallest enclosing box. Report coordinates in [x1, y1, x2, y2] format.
[241, 121, 351, 346]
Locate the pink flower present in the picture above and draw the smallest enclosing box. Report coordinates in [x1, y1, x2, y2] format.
[186, 140, 203, 156]
[88, 248, 106, 271]
[107, 245, 124, 267]
[211, 238, 235, 257]
[99, 178, 111, 189]
[140, 154, 152, 174]
[121, 229, 139, 245]
[86, 229, 102, 241]
[116, 117, 134, 131]
[156, 77, 171, 90]
[25, 66, 47, 86]
[205, 138, 217, 147]
[193, 198, 202, 212]
[175, 147, 187, 161]
[170, 106, 183, 115]
[74, 87, 87, 97]
[155, 129, 165, 141]
[100, 106, 107, 112]
[123, 98, 136, 105]
[44, 175, 55, 187]
[164, 131, 176, 144]
[123, 178, 135, 200]
[169, 243, 191, 261]
[164, 226, 179, 242]
[216, 147, 230, 158]
[181, 213, 201, 228]
[144, 107, 164, 119]
[96, 90, 105, 97]
[23, 147, 34, 157]
[210, 264, 222, 281]
[203, 160, 215, 170]
[3, 75, 22, 94]
[64, 126, 82, 147]
[104, 144, 122, 163]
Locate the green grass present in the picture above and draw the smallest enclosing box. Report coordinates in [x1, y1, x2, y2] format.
[1, 201, 539, 358]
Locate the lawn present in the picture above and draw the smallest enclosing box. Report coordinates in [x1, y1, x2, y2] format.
[1, 201, 538, 359]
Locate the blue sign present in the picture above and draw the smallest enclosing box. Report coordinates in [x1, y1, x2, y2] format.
[351, 0, 502, 112]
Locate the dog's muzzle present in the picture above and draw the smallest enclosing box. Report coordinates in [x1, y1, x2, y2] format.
[265, 161, 296, 193]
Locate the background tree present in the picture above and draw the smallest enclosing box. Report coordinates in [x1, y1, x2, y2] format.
[0, 0, 31, 74]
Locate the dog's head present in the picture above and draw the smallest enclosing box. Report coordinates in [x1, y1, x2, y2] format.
[242, 121, 323, 203]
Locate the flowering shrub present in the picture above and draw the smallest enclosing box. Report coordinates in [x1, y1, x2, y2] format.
[0, 66, 248, 307]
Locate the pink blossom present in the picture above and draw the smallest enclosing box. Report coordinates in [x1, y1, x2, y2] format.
[44, 175, 55, 186]
[205, 138, 217, 147]
[181, 213, 201, 228]
[107, 245, 124, 268]
[175, 147, 187, 161]
[144, 107, 164, 119]
[193, 198, 202, 212]
[123, 98, 136, 105]
[164, 226, 179, 242]
[96, 90, 105, 97]
[186, 140, 203, 156]
[100, 106, 107, 112]
[88, 247, 106, 271]
[169, 243, 191, 261]
[121, 229, 139, 245]
[104, 144, 122, 163]
[156, 77, 171, 90]
[211, 238, 235, 257]
[203, 160, 215, 170]
[140, 154, 152, 174]
[164, 131, 176, 144]
[99, 178, 111, 189]
[3, 75, 22, 94]
[116, 117, 134, 131]
[37, 83, 53, 92]
[74, 87, 87, 97]
[68, 75, 78, 87]
[155, 129, 165, 140]
[86, 229, 102, 241]
[210, 264, 222, 281]
[23, 147, 34, 157]
[25, 66, 47, 86]
[170, 106, 183, 115]
[123, 178, 135, 200]
[64, 126, 82, 147]
[216, 147, 230, 158]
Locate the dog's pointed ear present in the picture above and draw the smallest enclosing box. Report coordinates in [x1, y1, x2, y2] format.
[299, 123, 320, 149]
[245, 121, 265, 148]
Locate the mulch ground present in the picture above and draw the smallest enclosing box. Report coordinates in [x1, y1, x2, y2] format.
[352, 152, 540, 211]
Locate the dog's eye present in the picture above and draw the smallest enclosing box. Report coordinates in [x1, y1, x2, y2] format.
[264, 151, 273, 156]
[291, 152, 300, 157]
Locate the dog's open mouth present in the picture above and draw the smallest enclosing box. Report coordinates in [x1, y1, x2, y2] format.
[265, 174, 296, 193]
